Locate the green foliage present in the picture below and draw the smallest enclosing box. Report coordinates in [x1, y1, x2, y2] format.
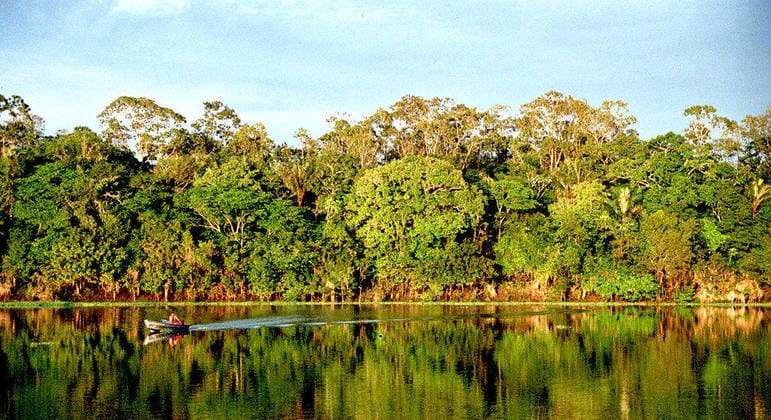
[494, 214, 557, 281]
[0, 158, 12, 253]
[738, 236, 771, 284]
[316, 214, 361, 300]
[740, 108, 770, 179]
[244, 199, 318, 300]
[346, 156, 490, 292]
[637, 210, 696, 279]
[673, 286, 695, 303]
[98, 96, 186, 161]
[550, 181, 612, 247]
[4, 129, 136, 297]
[583, 258, 660, 302]
[700, 217, 728, 254]
[485, 172, 537, 212]
[0, 92, 768, 301]
[182, 158, 318, 299]
[192, 100, 242, 144]
[186, 158, 271, 238]
[138, 217, 216, 299]
[0, 94, 42, 157]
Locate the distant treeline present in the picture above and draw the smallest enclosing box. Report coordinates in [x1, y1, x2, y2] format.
[0, 92, 768, 302]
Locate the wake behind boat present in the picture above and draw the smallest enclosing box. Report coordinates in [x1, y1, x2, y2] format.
[143, 313, 506, 336]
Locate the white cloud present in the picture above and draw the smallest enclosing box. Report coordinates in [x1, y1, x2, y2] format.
[112, 0, 191, 15]
[213, 0, 401, 23]
[109, 0, 413, 23]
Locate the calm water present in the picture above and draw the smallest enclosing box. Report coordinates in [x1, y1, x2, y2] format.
[0, 305, 768, 419]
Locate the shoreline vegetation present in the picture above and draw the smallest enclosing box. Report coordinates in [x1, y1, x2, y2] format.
[0, 92, 769, 304]
[1, 301, 770, 310]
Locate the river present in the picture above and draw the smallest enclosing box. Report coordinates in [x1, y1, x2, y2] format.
[0, 304, 768, 418]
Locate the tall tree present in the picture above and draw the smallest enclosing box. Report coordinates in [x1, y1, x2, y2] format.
[0, 94, 42, 158]
[372, 95, 513, 169]
[740, 107, 770, 179]
[192, 100, 242, 144]
[274, 130, 319, 207]
[98, 96, 186, 162]
[683, 104, 742, 160]
[514, 91, 637, 187]
[346, 156, 491, 296]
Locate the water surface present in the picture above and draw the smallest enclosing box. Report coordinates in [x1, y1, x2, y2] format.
[0, 304, 768, 418]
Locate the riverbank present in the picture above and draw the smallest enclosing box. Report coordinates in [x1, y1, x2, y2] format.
[2, 300, 770, 309]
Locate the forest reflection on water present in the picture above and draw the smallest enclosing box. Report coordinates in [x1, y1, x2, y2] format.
[0, 304, 768, 419]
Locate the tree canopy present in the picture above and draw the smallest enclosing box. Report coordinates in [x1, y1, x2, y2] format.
[0, 92, 768, 302]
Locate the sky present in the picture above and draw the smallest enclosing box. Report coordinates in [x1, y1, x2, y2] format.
[1, 0, 769, 144]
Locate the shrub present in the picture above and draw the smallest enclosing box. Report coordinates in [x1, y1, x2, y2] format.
[673, 286, 695, 303]
[583, 258, 660, 301]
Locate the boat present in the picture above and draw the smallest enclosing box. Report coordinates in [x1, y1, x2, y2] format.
[144, 319, 190, 332]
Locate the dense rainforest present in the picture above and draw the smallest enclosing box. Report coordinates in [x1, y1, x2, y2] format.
[0, 92, 768, 302]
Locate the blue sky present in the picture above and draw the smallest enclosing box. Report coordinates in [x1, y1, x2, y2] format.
[1, 0, 769, 144]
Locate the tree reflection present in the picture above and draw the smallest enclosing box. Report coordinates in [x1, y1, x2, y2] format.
[0, 305, 767, 418]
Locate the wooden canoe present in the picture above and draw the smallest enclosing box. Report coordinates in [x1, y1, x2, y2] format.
[144, 319, 190, 332]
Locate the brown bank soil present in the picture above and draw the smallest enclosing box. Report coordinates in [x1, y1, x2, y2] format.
[0, 266, 767, 305]
[0, 281, 769, 309]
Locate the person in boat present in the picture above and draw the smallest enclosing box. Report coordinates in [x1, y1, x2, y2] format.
[168, 312, 183, 325]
